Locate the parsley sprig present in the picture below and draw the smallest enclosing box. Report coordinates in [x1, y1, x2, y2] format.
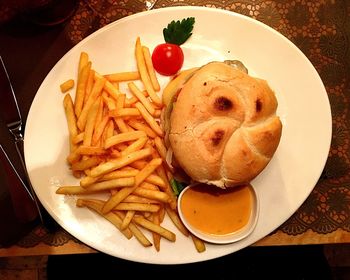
[163, 17, 195, 45]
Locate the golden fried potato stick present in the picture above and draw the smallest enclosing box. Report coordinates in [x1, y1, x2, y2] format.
[56, 185, 93, 195]
[113, 202, 160, 212]
[92, 115, 110, 146]
[135, 102, 163, 137]
[60, 79, 74, 93]
[77, 74, 106, 131]
[104, 131, 147, 149]
[102, 158, 162, 214]
[104, 80, 121, 100]
[142, 45, 160, 92]
[71, 156, 102, 171]
[76, 199, 133, 239]
[151, 212, 161, 252]
[90, 148, 152, 178]
[132, 215, 176, 242]
[120, 210, 135, 230]
[105, 71, 140, 82]
[75, 61, 91, 118]
[135, 37, 162, 106]
[84, 69, 95, 106]
[83, 177, 135, 191]
[115, 211, 152, 247]
[78, 52, 89, 74]
[154, 136, 167, 164]
[165, 204, 189, 237]
[191, 234, 206, 253]
[133, 187, 170, 204]
[63, 94, 78, 152]
[127, 120, 157, 138]
[72, 132, 84, 145]
[83, 97, 101, 146]
[128, 82, 155, 116]
[120, 136, 148, 157]
[156, 164, 177, 210]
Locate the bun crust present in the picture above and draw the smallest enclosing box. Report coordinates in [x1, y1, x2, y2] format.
[169, 62, 282, 188]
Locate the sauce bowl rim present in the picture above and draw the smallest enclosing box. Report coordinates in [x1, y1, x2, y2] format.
[177, 183, 260, 244]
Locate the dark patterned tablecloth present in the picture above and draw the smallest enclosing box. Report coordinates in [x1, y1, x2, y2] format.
[0, 0, 349, 255]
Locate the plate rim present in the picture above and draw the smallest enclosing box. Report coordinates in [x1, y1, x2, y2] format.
[24, 5, 332, 264]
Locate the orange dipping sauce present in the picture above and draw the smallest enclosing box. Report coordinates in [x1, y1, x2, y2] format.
[180, 183, 253, 236]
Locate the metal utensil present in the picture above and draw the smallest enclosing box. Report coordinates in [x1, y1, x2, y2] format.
[0, 56, 57, 229]
[145, 0, 158, 10]
[0, 144, 38, 222]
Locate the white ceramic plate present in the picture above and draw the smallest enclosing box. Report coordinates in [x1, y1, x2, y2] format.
[24, 6, 332, 264]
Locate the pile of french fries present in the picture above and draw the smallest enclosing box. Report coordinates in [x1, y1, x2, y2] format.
[57, 37, 205, 253]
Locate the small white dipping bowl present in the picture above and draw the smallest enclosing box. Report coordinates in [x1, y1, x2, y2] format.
[177, 183, 259, 244]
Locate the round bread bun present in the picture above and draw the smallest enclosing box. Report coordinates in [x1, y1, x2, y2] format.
[169, 62, 282, 188]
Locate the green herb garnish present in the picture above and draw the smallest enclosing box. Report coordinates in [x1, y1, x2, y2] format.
[163, 17, 195, 45]
[170, 178, 187, 196]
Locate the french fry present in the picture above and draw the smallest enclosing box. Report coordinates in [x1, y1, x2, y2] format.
[123, 194, 159, 204]
[59, 37, 211, 253]
[83, 97, 101, 146]
[75, 146, 106, 156]
[72, 132, 84, 145]
[154, 136, 167, 163]
[84, 69, 95, 106]
[133, 187, 170, 203]
[71, 156, 102, 171]
[105, 71, 140, 82]
[104, 131, 147, 149]
[191, 234, 206, 253]
[151, 212, 161, 252]
[157, 164, 177, 210]
[92, 115, 110, 145]
[135, 37, 162, 106]
[109, 108, 141, 118]
[134, 158, 162, 187]
[56, 185, 93, 195]
[102, 94, 116, 110]
[132, 215, 176, 242]
[83, 177, 135, 191]
[142, 45, 160, 92]
[90, 148, 152, 177]
[115, 211, 152, 247]
[120, 210, 135, 230]
[102, 158, 162, 213]
[113, 202, 160, 212]
[120, 136, 148, 157]
[104, 80, 120, 100]
[78, 52, 89, 74]
[63, 94, 78, 152]
[135, 102, 163, 137]
[101, 168, 139, 180]
[60, 79, 74, 93]
[165, 204, 189, 237]
[128, 120, 157, 138]
[128, 82, 155, 116]
[75, 61, 91, 118]
[77, 199, 133, 239]
[77, 74, 106, 131]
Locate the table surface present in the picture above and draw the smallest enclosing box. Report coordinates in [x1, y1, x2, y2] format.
[0, 0, 349, 257]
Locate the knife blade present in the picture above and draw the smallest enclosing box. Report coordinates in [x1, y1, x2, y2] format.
[0, 144, 38, 223]
[0, 56, 23, 131]
[0, 55, 58, 230]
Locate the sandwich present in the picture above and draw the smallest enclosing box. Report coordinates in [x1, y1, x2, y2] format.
[161, 61, 282, 189]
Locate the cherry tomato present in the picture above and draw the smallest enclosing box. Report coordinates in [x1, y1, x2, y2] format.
[152, 43, 184, 76]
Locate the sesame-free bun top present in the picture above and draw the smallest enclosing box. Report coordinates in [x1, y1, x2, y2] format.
[169, 62, 282, 188]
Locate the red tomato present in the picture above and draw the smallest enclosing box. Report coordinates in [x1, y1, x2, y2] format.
[152, 43, 184, 76]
